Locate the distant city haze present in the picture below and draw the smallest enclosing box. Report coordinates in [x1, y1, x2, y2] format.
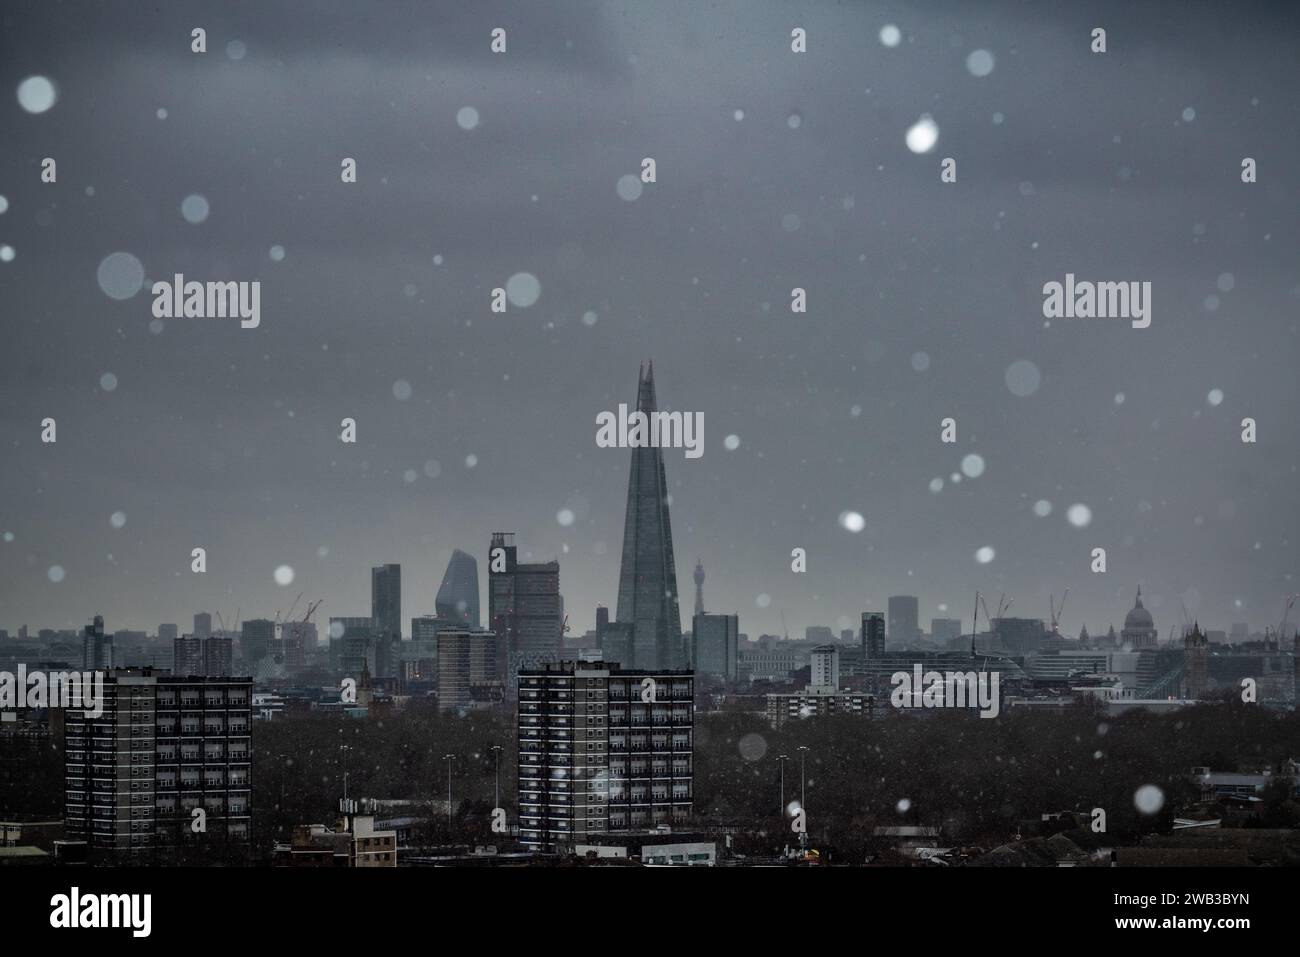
[0, 1, 1297, 641]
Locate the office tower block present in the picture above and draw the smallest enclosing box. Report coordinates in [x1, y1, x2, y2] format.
[810, 644, 840, 691]
[888, 596, 920, 643]
[862, 612, 885, 660]
[82, 615, 113, 670]
[240, 618, 275, 670]
[931, 618, 963, 645]
[614, 363, 685, 670]
[693, 560, 705, 616]
[691, 613, 738, 682]
[329, 617, 377, 673]
[489, 532, 563, 685]
[991, 617, 1048, 655]
[173, 635, 204, 676]
[173, 634, 235, 678]
[840, 629, 855, 643]
[205, 635, 234, 677]
[278, 621, 315, 670]
[411, 615, 440, 640]
[436, 550, 480, 628]
[158, 623, 179, 643]
[517, 658, 693, 853]
[436, 629, 500, 711]
[193, 613, 213, 639]
[805, 625, 835, 644]
[596, 605, 610, 646]
[64, 669, 252, 862]
[371, 563, 402, 640]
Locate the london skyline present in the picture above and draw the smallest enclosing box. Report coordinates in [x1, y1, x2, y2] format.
[2, 0, 1297, 639]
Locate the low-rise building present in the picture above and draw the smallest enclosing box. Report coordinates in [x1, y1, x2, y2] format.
[273, 800, 397, 867]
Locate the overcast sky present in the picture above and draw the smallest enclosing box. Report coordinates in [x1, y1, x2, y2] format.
[1, 0, 1297, 642]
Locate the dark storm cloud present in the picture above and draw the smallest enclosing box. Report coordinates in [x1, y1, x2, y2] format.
[0, 0, 1296, 641]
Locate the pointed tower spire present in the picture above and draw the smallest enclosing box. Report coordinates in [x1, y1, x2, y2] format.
[615, 362, 683, 669]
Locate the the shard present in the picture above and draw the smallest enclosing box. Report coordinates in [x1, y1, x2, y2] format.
[614, 362, 684, 669]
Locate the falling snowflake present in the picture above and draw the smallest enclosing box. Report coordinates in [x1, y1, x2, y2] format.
[1005, 359, 1041, 397]
[96, 252, 145, 300]
[906, 115, 939, 154]
[181, 194, 210, 224]
[616, 174, 643, 202]
[1134, 784, 1165, 815]
[505, 272, 541, 307]
[839, 511, 865, 533]
[738, 733, 767, 761]
[966, 49, 995, 77]
[1067, 503, 1093, 528]
[16, 76, 57, 114]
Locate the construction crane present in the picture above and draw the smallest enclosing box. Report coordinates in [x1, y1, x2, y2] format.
[1277, 595, 1297, 649]
[1050, 590, 1069, 636]
[977, 593, 1012, 625]
[275, 592, 304, 627]
[301, 598, 323, 625]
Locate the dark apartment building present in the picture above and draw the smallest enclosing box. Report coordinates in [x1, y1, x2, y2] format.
[517, 657, 693, 854]
[64, 668, 253, 863]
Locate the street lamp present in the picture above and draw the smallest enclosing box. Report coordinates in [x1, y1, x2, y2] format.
[339, 742, 352, 802]
[443, 753, 455, 831]
[796, 746, 810, 848]
[777, 754, 788, 819]
[489, 745, 503, 808]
